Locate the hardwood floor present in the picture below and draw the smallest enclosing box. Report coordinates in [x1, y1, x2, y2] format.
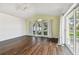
[0, 36, 71, 55]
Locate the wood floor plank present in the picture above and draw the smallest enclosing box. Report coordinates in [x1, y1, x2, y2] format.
[0, 36, 69, 55]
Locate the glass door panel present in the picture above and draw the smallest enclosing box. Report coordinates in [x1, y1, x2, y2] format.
[66, 10, 74, 54]
[37, 21, 42, 35]
[42, 21, 48, 36]
[33, 22, 37, 35]
[75, 7, 79, 54]
[33, 21, 42, 35]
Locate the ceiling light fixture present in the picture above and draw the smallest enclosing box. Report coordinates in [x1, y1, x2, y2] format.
[38, 19, 43, 22]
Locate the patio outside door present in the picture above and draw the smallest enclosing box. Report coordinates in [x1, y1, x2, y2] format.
[65, 9, 74, 54]
[65, 6, 79, 55]
[75, 7, 79, 55]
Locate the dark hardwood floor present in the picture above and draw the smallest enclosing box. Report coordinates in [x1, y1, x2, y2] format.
[0, 36, 68, 55]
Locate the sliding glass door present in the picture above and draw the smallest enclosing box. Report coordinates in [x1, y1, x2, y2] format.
[66, 10, 74, 54]
[66, 6, 79, 55]
[75, 7, 79, 54]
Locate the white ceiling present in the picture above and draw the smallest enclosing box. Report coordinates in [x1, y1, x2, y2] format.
[0, 3, 73, 19]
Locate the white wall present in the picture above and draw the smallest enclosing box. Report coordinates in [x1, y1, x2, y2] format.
[58, 16, 65, 45]
[0, 13, 26, 41]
